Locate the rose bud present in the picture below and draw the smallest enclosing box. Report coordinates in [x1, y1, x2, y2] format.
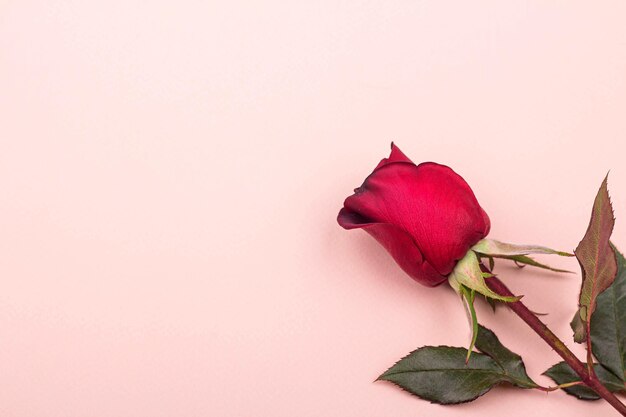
[338, 144, 573, 357]
[337, 143, 491, 287]
[339, 142, 572, 292]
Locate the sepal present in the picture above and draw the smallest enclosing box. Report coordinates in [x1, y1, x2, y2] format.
[448, 250, 520, 303]
[472, 239, 573, 273]
[472, 239, 573, 257]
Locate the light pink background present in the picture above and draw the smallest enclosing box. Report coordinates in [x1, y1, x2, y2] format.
[1, 1, 626, 416]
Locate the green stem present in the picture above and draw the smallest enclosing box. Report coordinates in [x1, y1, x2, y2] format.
[486, 276, 626, 416]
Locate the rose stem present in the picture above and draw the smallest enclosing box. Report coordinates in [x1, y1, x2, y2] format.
[486, 276, 626, 416]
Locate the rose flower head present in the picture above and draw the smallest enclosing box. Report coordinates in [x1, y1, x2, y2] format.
[337, 143, 490, 287]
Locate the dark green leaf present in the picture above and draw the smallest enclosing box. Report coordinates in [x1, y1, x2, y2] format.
[572, 175, 617, 343]
[590, 243, 626, 382]
[378, 325, 537, 404]
[378, 346, 502, 404]
[475, 325, 538, 388]
[543, 362, 624, 400]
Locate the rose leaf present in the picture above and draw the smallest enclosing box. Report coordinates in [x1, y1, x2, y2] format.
[590, 243, 626, 383]
[543, 361, 624, 400]
[377, 325, 537, 404]
[571, 175, 617, 343]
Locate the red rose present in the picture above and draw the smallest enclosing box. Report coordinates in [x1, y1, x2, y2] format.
[337, 143, 491, 287]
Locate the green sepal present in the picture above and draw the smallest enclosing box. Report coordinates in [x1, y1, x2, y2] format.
[472, 239, 573, 273]
[448, 250, 520, 303]
[472, 239, 574, 257]
[493, 254, 573, 273]
[460, 286, 478, 363]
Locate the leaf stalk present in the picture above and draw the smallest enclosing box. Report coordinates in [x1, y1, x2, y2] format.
[536, 380, 584, 392]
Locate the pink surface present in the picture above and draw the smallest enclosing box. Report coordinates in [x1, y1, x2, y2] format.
[1, 1, 626, 416]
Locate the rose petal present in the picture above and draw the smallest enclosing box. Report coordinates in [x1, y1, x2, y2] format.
[480, 207, 491, 236]
[374, 142, 413, 170]
[338, 208, 446, 286]
[342, 161, 489, 276]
